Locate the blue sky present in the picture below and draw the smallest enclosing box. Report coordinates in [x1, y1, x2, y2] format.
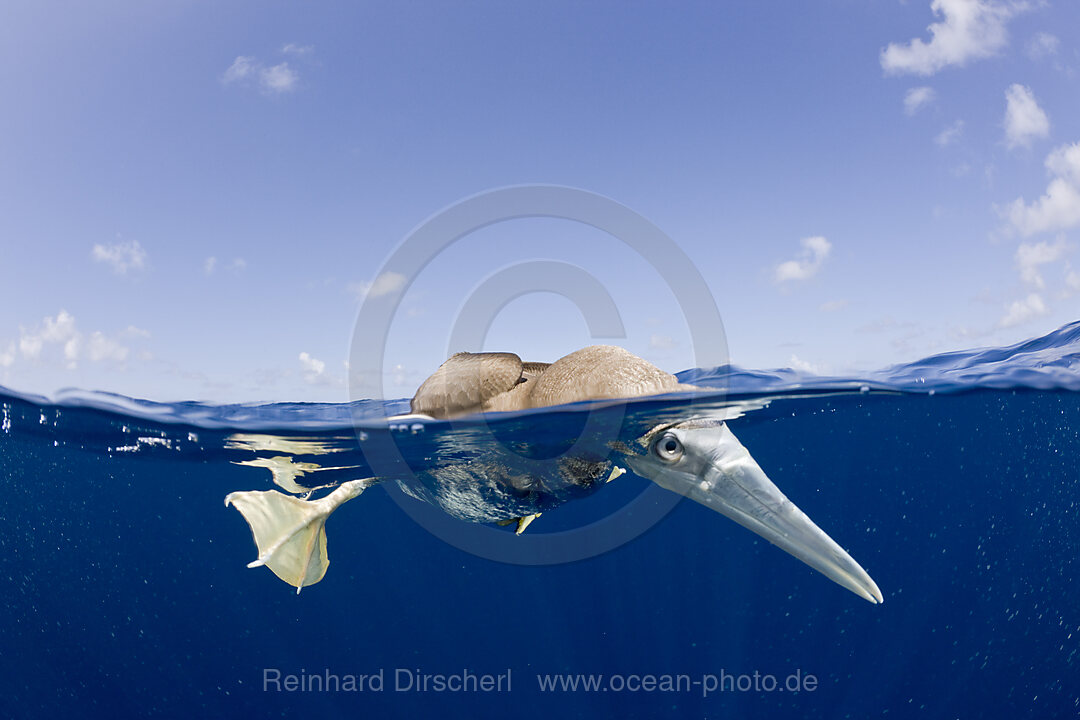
[1, 0, 1078, 402]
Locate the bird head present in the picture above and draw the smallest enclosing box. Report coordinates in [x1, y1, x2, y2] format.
[623, 418, 882, 604]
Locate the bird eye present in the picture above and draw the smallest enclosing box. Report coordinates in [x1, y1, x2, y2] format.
[653, 432, 683, 462]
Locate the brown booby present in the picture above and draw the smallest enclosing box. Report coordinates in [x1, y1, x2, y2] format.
[226, 345, 882, 603]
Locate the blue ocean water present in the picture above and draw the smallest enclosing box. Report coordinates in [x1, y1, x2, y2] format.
[2, 323, 1079, 719]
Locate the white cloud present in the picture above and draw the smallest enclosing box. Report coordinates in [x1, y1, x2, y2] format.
[20, 310, 77, 360]
[11, 310, 133, 370]
[880, 0, 1023, 76]
[222, 56, 257, 84]
[63, 335, 80, 368]
[1062, 264, 1080, 297]
[18, 333, 43, 360]
[205, 256, 246, 275]
[1056, 262, 1080, 299]
[222, 47, 308, 95]
[260, 63, 298, 94]
[819, 299, 849, 312]
[348, 271, 408, 301]
[775, 236, 831, 283]
[935, 119, 964, 146]
[282, 43, 314, 57]
[299, 351, 325, 376]
[788, 355, 824, 374]
[1045, 142, 1080, 185]
[1062, 264, 1080, 289]
[999, 292, 1048, 328]
[1005, 142, 1080, 236]
[1026, 32, 1060, 60]
[1004, 84, 1049, 149]
[1015, 238, 1069, 288]
[299, 351, 339, 386]
[648, 334, 676, 350]
[92, 239, 146, 275]
[904, 86, 936, 115]
[0, 342, 15, 368]
[87, 332, 128, 363]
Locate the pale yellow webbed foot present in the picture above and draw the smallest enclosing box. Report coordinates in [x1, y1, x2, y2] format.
[495, 512, 543, 534]
[515, 513, 541, 535]
[225, 478, 372, 592]
[605, 466, 626, 483]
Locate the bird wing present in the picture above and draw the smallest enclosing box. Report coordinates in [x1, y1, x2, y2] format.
[411, 351, 525, 418]
[527, 345, 682, 408]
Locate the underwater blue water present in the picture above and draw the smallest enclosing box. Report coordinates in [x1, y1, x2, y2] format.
[2, 323, 1079, 719]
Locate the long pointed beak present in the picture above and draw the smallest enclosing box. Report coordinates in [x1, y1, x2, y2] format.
[642, 425, 883, 604]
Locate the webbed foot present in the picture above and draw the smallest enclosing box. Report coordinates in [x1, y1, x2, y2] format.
[225, 479, 372, 592]
[496, 512, 543, 535]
